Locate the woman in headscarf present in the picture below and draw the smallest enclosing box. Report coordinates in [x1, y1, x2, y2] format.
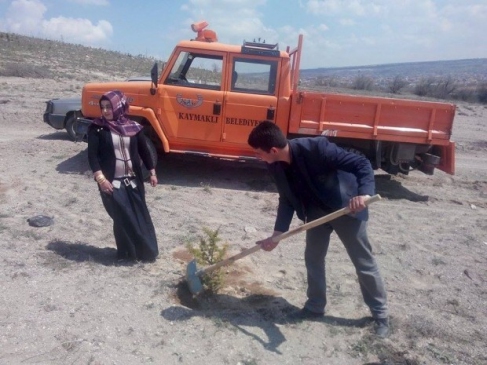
[87, 90, 159, 262]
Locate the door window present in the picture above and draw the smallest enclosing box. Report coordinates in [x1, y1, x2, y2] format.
[232, 59, 278, 95]
[164, 51, 223, 90]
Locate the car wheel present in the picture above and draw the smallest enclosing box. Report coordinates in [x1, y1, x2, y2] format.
[65, 114, 77, 141]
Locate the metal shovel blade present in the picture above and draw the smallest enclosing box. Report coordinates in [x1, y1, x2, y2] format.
[186, 259, 203, 295]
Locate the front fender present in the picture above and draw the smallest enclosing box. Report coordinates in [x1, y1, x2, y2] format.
[128, 106, 169, 153]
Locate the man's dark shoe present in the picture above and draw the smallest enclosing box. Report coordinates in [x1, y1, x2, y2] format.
[374, 317, 390, 338]
[286, 307, 324, 322]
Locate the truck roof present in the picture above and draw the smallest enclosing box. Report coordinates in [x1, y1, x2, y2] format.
[175, 39, 290, 60]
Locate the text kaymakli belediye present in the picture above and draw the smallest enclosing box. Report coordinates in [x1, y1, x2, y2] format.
[179, 112, 261, 127]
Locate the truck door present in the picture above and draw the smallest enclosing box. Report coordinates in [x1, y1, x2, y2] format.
[223, 57, 279, 144]
[161, 50, 224, 143]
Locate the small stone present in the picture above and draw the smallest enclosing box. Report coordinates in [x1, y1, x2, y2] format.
[27, 215, 54, 227]
[244, 226, 257, 233]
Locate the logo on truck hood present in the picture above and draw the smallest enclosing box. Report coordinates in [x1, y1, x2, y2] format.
[176, 94, 203, 109]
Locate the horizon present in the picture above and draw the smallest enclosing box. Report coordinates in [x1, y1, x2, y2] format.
[1, 1, 486, 69]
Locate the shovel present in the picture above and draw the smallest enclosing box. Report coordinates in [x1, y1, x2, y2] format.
[185, 194, 382, 295]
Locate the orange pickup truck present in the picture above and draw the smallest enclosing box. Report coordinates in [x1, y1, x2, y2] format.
[79, 21, 456, 175]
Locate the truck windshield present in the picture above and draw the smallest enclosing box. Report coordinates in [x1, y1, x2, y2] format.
[164, 51, 223, 90]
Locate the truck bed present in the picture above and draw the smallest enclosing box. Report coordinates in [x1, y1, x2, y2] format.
[288, 91, 455, 146]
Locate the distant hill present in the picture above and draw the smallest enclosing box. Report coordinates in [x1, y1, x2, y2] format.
[0, 32, 163, 82]
[301, 59, 487, 83]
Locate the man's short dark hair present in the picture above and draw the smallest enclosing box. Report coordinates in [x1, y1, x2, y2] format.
[248, 121, 287, 152]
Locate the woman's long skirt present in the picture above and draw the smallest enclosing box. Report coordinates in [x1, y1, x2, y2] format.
[100, 183, 158, 261]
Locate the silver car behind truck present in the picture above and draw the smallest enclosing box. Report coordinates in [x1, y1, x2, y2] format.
[43, 98, 81, 140]
[43, 76, 151, 141]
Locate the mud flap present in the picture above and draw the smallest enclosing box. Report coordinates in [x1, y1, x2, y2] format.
[436, 141, 455, 175]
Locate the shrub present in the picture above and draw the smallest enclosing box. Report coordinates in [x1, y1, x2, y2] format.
[451, 87, 476, 102]
[433, 76, 456, 99]
[352, 74, 374, 90]
[388, 76, 408, 94]
[414, 77, 435, 96]
[476, 82, 487, 104]
[186, 227, 228, 294]
[414, 76, 456, 99]
[315, 75, 340, 87]
[0, 62, 52, 78]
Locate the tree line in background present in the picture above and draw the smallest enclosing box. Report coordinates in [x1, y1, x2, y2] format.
[314, 74, 487, 104]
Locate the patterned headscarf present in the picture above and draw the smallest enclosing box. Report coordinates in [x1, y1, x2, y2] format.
[91, 90, 143, 136]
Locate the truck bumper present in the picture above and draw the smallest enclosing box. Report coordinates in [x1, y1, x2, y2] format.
[43, 101, 65, 130]
[43, 113, 65, 130]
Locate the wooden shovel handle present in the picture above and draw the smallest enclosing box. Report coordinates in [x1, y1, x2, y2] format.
[273, 193, 382, 242]
[198, 194, 381, 276]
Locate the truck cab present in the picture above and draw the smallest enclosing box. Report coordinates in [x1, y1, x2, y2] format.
[156, 39, 289, 156]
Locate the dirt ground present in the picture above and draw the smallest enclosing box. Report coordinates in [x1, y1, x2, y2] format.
[0, 77, 486, 365]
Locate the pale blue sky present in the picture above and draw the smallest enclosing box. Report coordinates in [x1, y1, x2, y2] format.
[0, 0, 486, 69]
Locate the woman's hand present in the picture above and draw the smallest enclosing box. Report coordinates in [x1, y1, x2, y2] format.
[99, 179, 113, 194]
[149, 175, 158, 187]
[94, 171, 113, 195]
[149, 170, 158, 187]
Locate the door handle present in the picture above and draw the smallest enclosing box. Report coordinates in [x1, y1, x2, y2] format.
[213, 102, 221, 115]
[267, 106, 275, 120]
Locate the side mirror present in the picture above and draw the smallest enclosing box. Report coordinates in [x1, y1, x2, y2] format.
[150, 63, 158, 95]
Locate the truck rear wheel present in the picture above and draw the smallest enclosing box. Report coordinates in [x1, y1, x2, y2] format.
[342, 146, 366, 158]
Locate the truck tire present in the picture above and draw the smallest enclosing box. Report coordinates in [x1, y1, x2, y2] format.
[65, 114, 77, 141]
[342, 146, 366, 158]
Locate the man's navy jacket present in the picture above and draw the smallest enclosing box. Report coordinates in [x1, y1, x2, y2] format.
[268, 136, 376, 232]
